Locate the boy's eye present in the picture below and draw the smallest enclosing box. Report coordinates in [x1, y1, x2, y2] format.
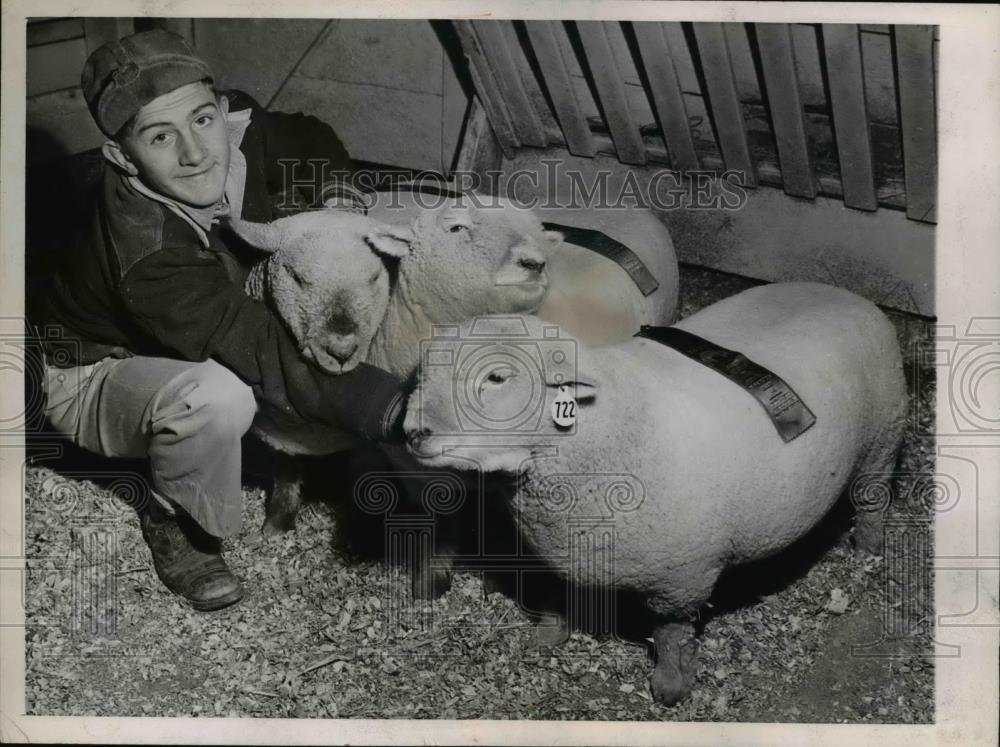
[194, 114, 214, 127]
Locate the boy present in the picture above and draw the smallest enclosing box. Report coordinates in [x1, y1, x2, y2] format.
[38, 29, 406, 611]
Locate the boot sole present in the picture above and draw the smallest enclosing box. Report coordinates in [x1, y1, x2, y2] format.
[186, 586, 245, 612]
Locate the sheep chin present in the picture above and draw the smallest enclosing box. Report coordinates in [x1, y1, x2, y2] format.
[407, 441, 529, 474]
[303, 349, 357, 376]
[494, 281, 548, 312]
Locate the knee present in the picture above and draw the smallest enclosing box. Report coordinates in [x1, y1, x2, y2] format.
[175, 361, 257, 439]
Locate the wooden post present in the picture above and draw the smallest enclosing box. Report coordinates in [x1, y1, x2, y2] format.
[470, 20, 548, 148]
[524, 20, 596, 157]
[821, 24, 878, 211]
[894, 25, 937, 223]
[692, 22, 756, 186]
[632, 21, 699, 172]
[575, 21, 647, 166]
[755, 23, 816, 198]
[453, 20, 520, 160]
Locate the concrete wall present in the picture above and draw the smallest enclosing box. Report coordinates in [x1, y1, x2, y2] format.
[25, 18, 470, 172]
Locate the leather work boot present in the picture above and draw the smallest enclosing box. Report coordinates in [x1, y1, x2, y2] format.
[140, 502, 244, 611]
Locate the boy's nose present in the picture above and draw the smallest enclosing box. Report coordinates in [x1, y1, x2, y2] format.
[179, 132, 207, 166]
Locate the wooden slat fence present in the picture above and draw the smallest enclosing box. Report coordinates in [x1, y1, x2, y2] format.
[452, 20, 938, 224]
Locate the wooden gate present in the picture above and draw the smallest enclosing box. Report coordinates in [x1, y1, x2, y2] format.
[453, 20, 937, 224]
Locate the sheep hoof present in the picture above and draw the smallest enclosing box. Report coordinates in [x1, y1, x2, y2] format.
[650, 667, 691, 706]
[261, 514, 295, 536]
[532, 613, 570, 648]
[651, 621, 698, 706]
[853, 512, 885, 556]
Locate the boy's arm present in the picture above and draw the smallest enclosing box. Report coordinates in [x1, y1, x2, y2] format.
[119, 244, 404, 440]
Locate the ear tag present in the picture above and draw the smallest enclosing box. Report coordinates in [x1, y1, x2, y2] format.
[551, 385, 578, 428]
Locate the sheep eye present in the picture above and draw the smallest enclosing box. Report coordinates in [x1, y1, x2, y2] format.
[368, 270, 381, 284]
[286, 267, 307, 287]
[448, 224, 470, 234]
[487, 368, 513, 384]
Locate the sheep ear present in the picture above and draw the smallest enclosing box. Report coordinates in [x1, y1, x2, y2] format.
[227, 217, 285, 254]
[365, 225, 414, 259]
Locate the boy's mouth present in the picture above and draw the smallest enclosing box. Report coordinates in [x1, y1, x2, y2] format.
[180, 162, 217, 179]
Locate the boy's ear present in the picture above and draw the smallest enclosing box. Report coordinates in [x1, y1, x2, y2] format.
[219, 93, 230, 117]
[101, 140, 138, 176]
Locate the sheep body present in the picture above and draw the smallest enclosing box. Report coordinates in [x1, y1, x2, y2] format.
[404, 282, 907, 702]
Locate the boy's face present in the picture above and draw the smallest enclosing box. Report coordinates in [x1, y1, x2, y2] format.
[116, 81, 231, 208]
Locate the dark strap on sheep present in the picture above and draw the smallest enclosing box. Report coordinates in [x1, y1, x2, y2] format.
[541, 222, 660, 297]
[636, 325, 817, 442]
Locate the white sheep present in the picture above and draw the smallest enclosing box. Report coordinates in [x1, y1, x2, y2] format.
[229, 199, 562, 537]
[402, 282, 908, 704]
[237, 210, 408, 374]
[366, 190, 680, 343]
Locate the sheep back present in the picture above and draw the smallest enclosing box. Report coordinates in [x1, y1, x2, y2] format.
[534, 205, 680, 343]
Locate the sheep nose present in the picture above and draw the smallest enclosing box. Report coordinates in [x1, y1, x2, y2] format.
[518, 256, 546, 274]
[408, 427, 433, 451]
[323, 336, 358, 364]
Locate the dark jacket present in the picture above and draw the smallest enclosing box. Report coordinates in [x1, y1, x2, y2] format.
[40, 91, 403, 439]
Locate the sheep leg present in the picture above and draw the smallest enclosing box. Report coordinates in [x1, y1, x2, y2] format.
[853, 510, 885, 556]
[650, 620, 699, 706]
[533, 612, 570, 648]
[263, 451, 304, 536]
[411, 562, 452, 600]
[852, 424, 905, 556]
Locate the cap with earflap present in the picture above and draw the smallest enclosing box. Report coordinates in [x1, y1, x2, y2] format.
[81, 29, 214, 137]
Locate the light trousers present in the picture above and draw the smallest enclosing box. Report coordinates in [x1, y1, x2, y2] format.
[43, 356, 258, 537]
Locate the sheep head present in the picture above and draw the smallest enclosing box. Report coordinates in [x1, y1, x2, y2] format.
[404, 314, 598, 473]
[398, 198, 563, 322]
[229, 210, 412, 375]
